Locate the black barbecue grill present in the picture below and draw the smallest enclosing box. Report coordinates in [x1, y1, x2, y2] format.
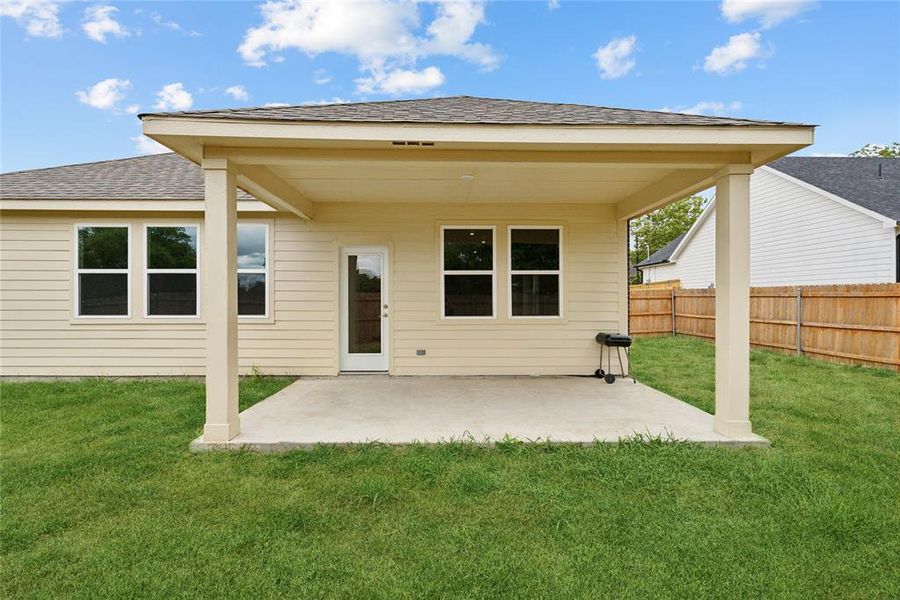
[594, 332, 633, 384]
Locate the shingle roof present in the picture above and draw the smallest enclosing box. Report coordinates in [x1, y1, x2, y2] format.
[139, 96, 808, 127]
[636, 233, 686, 268]
[768, 157, 900, 221]
[0, 153, 255, 201]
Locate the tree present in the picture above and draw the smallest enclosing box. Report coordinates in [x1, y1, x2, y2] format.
[629, 195, 706, 283]
[850, 142, 900, 157]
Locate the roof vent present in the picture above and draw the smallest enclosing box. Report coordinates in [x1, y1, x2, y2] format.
[878, 163, 884, 180]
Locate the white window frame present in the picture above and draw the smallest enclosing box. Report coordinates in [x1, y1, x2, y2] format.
[144, 223, 200, 319]
[73, 223, 132, 319]
[237, 223, 269, 319]
[440, 225, 497, 320]
[508, 225, 563, 319]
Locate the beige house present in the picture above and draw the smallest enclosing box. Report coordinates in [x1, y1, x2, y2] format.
[0, 97, 814, 445]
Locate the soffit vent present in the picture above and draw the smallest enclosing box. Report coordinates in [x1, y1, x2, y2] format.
[391, 141, 436, 147]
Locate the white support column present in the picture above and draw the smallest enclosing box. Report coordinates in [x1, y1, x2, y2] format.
[714, 165, 753, 438]
[617, 218, 630, 373]
[202, 158, 239, 442]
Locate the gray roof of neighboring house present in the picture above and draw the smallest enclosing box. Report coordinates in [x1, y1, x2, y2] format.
[0, 153, 255, 200]
[636, 233, 686, 268]
[768, 157, 900, 221]
[139, 95, 808, 127]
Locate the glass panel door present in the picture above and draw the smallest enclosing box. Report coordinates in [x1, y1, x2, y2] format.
[347, 254, 382, 354]
[340, 247, 389, 372]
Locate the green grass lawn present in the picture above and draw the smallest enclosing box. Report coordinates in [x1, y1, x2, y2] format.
[2, 337, 898, 599]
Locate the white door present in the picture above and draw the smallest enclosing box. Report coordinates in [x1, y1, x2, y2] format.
[340, 247, 389, 371]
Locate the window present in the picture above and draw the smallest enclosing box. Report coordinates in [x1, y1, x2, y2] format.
[441, 226, 495, 318]
[75, 225, 129, 317]
[146, 225, 199, 317]
[237, 224, 268, 317]
[509, 227, 562, 317]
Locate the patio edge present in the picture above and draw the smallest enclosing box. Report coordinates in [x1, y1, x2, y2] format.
[189, 435, 771, 453]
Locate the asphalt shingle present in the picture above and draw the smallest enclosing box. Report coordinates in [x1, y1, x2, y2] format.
[139, 96, 807, 127]
[636, 233, 686, 268]
[0, 153, 255, 201]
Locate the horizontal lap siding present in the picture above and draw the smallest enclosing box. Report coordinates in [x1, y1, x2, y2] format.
[0, 213, 320, 376]
[352, 203, 621, 375]
[646, 170, 896, 288]
[1, 203, 623, 376]
[748, 170, 895, 285]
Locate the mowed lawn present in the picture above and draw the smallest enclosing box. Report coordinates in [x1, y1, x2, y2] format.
[1, 337, 898, 599]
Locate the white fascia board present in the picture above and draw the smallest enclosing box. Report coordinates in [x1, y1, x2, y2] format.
[143, 117, 815, 148]
[0, 199, 276, 212]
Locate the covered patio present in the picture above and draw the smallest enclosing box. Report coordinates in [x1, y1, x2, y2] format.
[140, 97, 814, 450]
[190, 375, 769, 451]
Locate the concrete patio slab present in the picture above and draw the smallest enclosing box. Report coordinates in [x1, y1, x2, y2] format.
[191, 376, 769, 452]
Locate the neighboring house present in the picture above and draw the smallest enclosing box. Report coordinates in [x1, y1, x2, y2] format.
[0, 96, 814, 442]
[638, 157, 900, 287]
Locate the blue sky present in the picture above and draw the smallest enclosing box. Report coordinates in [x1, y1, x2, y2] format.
[2, 0, 898, 172]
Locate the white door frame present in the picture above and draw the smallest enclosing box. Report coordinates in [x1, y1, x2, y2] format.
[339, 246, 389, 372]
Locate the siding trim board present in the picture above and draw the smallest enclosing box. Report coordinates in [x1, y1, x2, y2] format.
[667, 200, 714, 264]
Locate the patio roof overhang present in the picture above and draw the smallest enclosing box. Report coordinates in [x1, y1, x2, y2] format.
[139, 106, 814, 447]
[141, 116, 815, 221]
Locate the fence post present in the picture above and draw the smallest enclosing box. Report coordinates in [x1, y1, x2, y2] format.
[795, 286, 803, 355]
[671, 288, 676, 335]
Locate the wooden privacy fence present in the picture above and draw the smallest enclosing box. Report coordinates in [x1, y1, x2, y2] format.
[629, 279, 681, 291]
[629, 283, 900, 371]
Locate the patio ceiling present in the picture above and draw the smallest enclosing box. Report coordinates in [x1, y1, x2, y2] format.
[142, 113, 814, 220]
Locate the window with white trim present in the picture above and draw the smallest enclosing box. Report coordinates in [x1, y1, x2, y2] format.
[146, 225, 199, 317]
[75, 225, 130, 317]
[441, 226, 495, 318]
[237, 224, 268, 317]
[509, 227, 561, 317]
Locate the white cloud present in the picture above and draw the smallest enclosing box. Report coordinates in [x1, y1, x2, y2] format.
[593, 35, 637, 80]
[131, 134, 169, 155]
[153, 82, 193, 111]
[419, 0, 498, 70]
[238, 0, 497, 95]
[721, 0, 817, 29]
[356, 65, 444, 95]
[313, 69, 332, 85]
[703, 32, 766, 74]
[148, 10, 199, 36]
[124, 104, 139, 114]
[300, 97, 350, 106]
[548, 0, 560, 9]
[0, 0, 63, 38]
[225, 85, 249, 102]
[82, 5, 129, 43]
[663, 100, 745, 116]
[263, 102, 291, 107]
[75, 78, 131, 110]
